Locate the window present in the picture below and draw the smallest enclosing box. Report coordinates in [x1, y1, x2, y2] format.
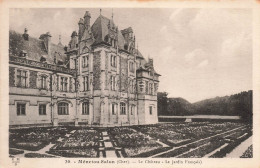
[58, 102, 69, 115]
[82, 56, 89, 68]
[60, 77, 68, 92]
[112, 103, 116, 115]
[149, 83, 153, 95]
[17, 103, 26, 115]
[40, 75, 47, 89]
[110, 76, 116, 91]
[39, 104, 46, 115]
[17, 70, 27, 88]
[120, 102, 126, 115]
[111, 55, 116, 67]
[129, 62, 134, 73]
[82, 102, 89, 115]
[131, 105, 135, 115]
[154, 83, 157, 95]
[149, 106, 153, 115]
[145, 81, 149, 94]
[130, 80, 135, 93]
[83, 76, 89, 91]
[74, 59, 77, 69]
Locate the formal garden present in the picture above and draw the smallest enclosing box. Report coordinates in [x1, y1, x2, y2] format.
[9, 122, 252, 158]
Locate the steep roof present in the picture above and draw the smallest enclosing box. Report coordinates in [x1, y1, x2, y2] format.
[91, 15, 125, 49]
[9, 30, 67, 65]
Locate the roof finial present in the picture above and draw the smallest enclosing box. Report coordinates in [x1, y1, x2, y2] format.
[58, 34, 62, 46]
[100, 9, 102, 15]
[112, 8, 114, 20]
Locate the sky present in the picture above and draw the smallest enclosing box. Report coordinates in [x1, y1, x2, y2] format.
[9, 8, 252, 103]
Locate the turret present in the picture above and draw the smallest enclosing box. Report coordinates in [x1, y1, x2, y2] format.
[84, 11, 91, 30]
[78, 18, 84, 41]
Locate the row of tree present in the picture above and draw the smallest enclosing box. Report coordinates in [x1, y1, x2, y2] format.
[157, 90, 252, 122]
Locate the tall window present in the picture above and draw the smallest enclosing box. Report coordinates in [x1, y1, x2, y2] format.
[149, 83, 153, 95]
[129, 62, 134, 73]
[83, 76, 89, 91]
[39, 104, 46, 115]
[74, 59, 77, 69]
[17, 103, 26, 115]
[145, 81, 149, 94]
[112, 103, 116, 115]
[149, 106, 153, 115]
[40, 75, 47, 89]
[111, 55, 116, 67]
[111, 76, 116, 91]
[154, 83, 157, 95]
[17, 70, 27, 88]
[131, 105, 135, 115]
[120, 102, 126, 115]
[82, 56, 89, 68]
[58, 102, 69, 115]
[82, 102, 89, 115]
[60, 77, 68, 92]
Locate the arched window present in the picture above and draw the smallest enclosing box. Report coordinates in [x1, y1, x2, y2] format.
[82, 102, 89, 115]
[120, 102, 126, 115]
[58, 102, 69, 115]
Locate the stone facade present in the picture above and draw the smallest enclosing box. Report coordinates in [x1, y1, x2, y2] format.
[9, 10, 160, 127]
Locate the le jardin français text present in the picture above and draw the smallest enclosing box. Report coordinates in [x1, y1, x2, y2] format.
[64, 159, 202, 165]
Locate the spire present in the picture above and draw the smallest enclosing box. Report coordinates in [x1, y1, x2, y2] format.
[58, 35, 62, 45]
[112, 8, 114, 20]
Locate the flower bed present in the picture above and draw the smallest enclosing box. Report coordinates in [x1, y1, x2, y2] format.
[9, 148, 24, 155]
[48, 148, 97, 158]
[108, 127, 162, 157]
[178, 140, 225, 158]
[9, 127, 72, 151]
[54, 129, 99, 149]
[135, 122, 246, 146]
[24, 153, 56, 158]
[48, 129, 99, 157]
[240, 145, 253, 158]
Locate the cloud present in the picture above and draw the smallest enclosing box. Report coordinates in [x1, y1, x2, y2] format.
[184, 48, 205, 62]
[160, 25, 167, 34]
[197, 59, 209, 68]
[169, 9, 183, 21]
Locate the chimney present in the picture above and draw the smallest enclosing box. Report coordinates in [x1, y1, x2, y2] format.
[78, 18, 84, 41]
[23, 28, 29, 41]
[39, 32, 52, 54]
[84, 11, 91, 30]
[148, 58, 153, 67]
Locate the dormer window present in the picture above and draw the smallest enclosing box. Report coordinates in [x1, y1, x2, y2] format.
[124, 45, 128, 50]
[82, 55, 89, 68]
[111, 55, 117, 68]
[40, 56, 47, 62]
[19, 50, 27, 57]
[57, 60, 64, 66]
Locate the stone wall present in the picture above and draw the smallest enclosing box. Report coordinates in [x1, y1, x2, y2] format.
[9, 67, 15, 87]
[29, 70, 38, 89]
[120, 57, 128, 92]
[93, 51, 101, 90]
